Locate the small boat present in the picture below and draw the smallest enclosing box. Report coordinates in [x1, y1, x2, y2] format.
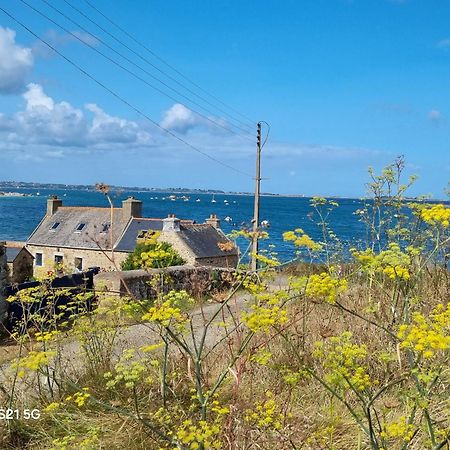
[169, 195, 176, 201]
[224, 216, 232, 222]
[36, 192, 40, 196]
[261, 220, 270, 228]
[196, 198, 201, 202]
[211, 194, 216, 203]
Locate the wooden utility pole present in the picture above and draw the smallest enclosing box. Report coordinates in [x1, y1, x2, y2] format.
[250, 122, 262, 271]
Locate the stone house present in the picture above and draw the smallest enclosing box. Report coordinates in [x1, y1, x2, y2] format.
[5, 242, 34, 283]
[26, 196, 238, 276]
[115, 214, 239, 268]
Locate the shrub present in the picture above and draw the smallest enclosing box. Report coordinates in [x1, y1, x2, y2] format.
[121, 232, 185, 270]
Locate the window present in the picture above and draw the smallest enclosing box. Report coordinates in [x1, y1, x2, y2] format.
[35, 253, 43, 266]
[137, 230, 155, 239]
[50, 222, 60, 231]
[75, 223, 86, 232]
[54, 255, 63, 264]
[74, 257, 83, 271]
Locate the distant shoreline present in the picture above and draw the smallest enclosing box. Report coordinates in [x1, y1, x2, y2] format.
[0, 181, 447, 202]
[0, 181, 294, 198]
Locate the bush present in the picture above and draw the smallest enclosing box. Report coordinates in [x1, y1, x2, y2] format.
[121, 233, 185, 270]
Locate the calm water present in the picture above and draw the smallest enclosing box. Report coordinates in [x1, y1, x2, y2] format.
[0, 188, 368, 261]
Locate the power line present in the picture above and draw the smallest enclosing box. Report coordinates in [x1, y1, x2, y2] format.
[81, 0, 256, 126]
[60, 0, 255, 133]
[19, 0, 253, 141]
[0, 5, 252, 178]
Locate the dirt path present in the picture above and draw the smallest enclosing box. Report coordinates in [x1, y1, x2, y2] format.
[0, 273, 290, 385]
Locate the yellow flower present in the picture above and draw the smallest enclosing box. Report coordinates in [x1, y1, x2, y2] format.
[397, 303, 450, 357]
[43, 402, 60, 413]
[381, 416, 415, 442]
[283, 229, 323, 251]
[244, 391, 283, 430]
[419, 203, 450, 228]
[301, 273, 348, 304]
[11, 350, 56, 377]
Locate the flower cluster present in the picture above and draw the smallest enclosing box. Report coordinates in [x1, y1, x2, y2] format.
[11, 350, 55, 377]
[175, 419, 222, 449]
[142, 300, 185, 327]
[380, 416, 415, 443]
[313, 332, 373, 392]
[352, 243, 411, 281]
[65, 388, 91, 407]
[419, 203, 450, 228]
[291, 272, 347, 304]
[104, 349, 150, 389]
[397, 303, 450, 358]
[244, 391, 283, 430]
[35, 330, 59, 342]
[242, 292, 289, 333]
[283, 228, 323, 251]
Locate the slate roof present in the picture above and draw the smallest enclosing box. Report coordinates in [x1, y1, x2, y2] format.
[6, 247, 22, 263]
[5, 245, 33, 263]
[115, 217, 194, 252]
[177, 224, 238, 259]
[115, 218, 164, 252]
[27, 207, 129, 250]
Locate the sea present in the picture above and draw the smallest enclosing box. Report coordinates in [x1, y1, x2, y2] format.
[0, 187, 372, 263]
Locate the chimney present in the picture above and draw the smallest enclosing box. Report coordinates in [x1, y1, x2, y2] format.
[206, 213, 221, 229]
[162, 214, 180, 232]
[122, 196, 143, 220]
[47, 195, 62, 216]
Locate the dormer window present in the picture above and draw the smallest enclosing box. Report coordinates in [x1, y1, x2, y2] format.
[50, 222, 61, 231]
[75, 223, 86, 233]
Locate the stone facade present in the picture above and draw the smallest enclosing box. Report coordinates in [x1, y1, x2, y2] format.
[0, 242, 9, 324]
[158, 230, 197, 265]
[6, 245, 34, 283]
[26, 244, 129, 277]
[94, 265, 236, 300]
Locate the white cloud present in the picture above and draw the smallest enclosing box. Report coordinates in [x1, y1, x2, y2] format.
[14, 83, 86, 146]
[23, 83, 55, 110]
[0, 83, 152, 150]
[86, 103, 152, 146]
[438, 38, 450, 49]
[32, 29, 100, 58]
[428, 109, 443, 126]
[0, 27, 33, 94]
[160, 103, 203, 133]
[159, 103, 229, 134]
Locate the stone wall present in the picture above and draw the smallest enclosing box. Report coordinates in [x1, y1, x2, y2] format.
[0, 242, 9, 324]
[195, 255, 239, 268]
[26, 244, 128, 277]
[8, 250, 34, 283]
[94, 265, 236, 300]
[158, 231, 196, 265]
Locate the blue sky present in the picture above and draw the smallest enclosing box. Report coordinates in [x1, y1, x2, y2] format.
[0, 0, 449, 197]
